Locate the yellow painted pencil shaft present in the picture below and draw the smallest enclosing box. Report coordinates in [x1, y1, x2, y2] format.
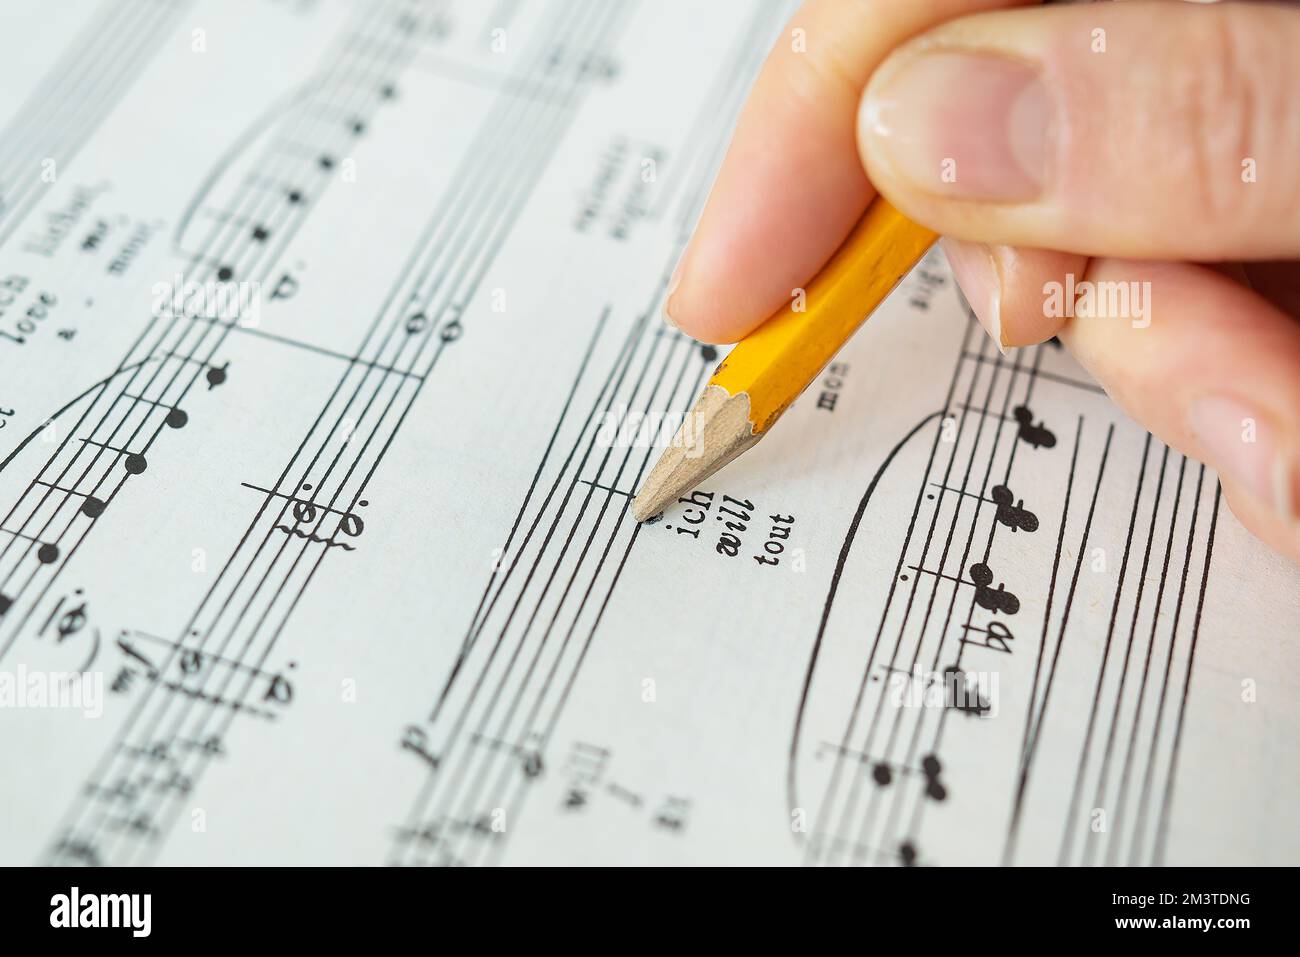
[632, 197, 937, 521]
[711, 196, 938, 434]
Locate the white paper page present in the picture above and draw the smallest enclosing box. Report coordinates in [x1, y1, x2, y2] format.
[0, 0, 1295, 867]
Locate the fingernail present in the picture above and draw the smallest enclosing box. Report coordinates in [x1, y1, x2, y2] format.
[941, 237, 1005, 354]
[662, 244, 690, 330]
[1187, 396, 1297, 521]
[863, 52, 1050, 200]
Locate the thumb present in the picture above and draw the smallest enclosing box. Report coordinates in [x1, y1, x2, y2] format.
[858, 1, 1300, 260]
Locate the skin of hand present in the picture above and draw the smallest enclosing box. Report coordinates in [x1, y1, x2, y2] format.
[664, 0, 1300, 564]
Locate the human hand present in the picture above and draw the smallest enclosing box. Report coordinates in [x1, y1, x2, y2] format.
[663, 0, 1300, 563]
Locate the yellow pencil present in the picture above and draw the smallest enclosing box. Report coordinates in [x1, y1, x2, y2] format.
[632, 196, 938, 522]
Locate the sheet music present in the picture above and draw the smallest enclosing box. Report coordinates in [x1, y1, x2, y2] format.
[0, 0, 1296, 867]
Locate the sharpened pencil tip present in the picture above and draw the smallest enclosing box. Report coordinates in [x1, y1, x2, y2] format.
[630, 384, 763, 523]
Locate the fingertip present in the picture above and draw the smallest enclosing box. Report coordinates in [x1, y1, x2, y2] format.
[661, 237, 769, 345]
[993, 247, 1082, 347]
[939, 241, 1081, 351]
[940, 237, 1005, 351]
[1056, 257, 1300, 562]
[664, 165, 871, 344]
[665, 137, 872, 343]
[1219, 475, 1300, 567]
[1187, 393, 1300, 532]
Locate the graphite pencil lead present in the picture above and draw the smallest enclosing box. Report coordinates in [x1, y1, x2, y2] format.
[632, 384, 762, 522]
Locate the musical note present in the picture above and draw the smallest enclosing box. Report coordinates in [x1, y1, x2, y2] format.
[274, 488, 366, 549]
[969, 562, 1020, 615]
[439, 318, 463, 342]
[921, 754, 947, 801]
[899, 841, 918, 866]
[39, 589, 89, 641]
[179, 648, 203, 675]
[205, 360, 229, 389]
[942, 664, 992, 717]
[521, 750, 544, 778]
[57, 600, 87, 641]
[960, 620, 1014, 654]
[991, 484, 1039, 532]
[262, 662, 295, 705]
[1012, 404, 1056, 449]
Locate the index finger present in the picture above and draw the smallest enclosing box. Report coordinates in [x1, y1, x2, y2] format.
[665, 0, 1031, 344]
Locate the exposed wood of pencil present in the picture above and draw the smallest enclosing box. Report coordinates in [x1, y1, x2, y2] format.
[632, 197, 937, 522]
